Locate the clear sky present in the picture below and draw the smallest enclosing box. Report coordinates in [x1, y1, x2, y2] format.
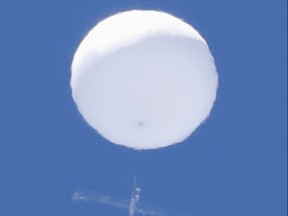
[0, 1, 286, 216]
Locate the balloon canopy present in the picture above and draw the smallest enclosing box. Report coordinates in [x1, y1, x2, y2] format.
[71, 10, 218, 150]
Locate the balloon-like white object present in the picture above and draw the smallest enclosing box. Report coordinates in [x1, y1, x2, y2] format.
[71, 10, 218, 150]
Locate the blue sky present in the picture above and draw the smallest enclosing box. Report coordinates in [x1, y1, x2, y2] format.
[0, 1, 286, 216]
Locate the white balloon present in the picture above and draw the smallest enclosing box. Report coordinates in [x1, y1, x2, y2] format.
[71, 10, 218, 150]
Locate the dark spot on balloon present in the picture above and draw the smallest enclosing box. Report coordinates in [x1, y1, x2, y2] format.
[137, 121, 144, 127]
